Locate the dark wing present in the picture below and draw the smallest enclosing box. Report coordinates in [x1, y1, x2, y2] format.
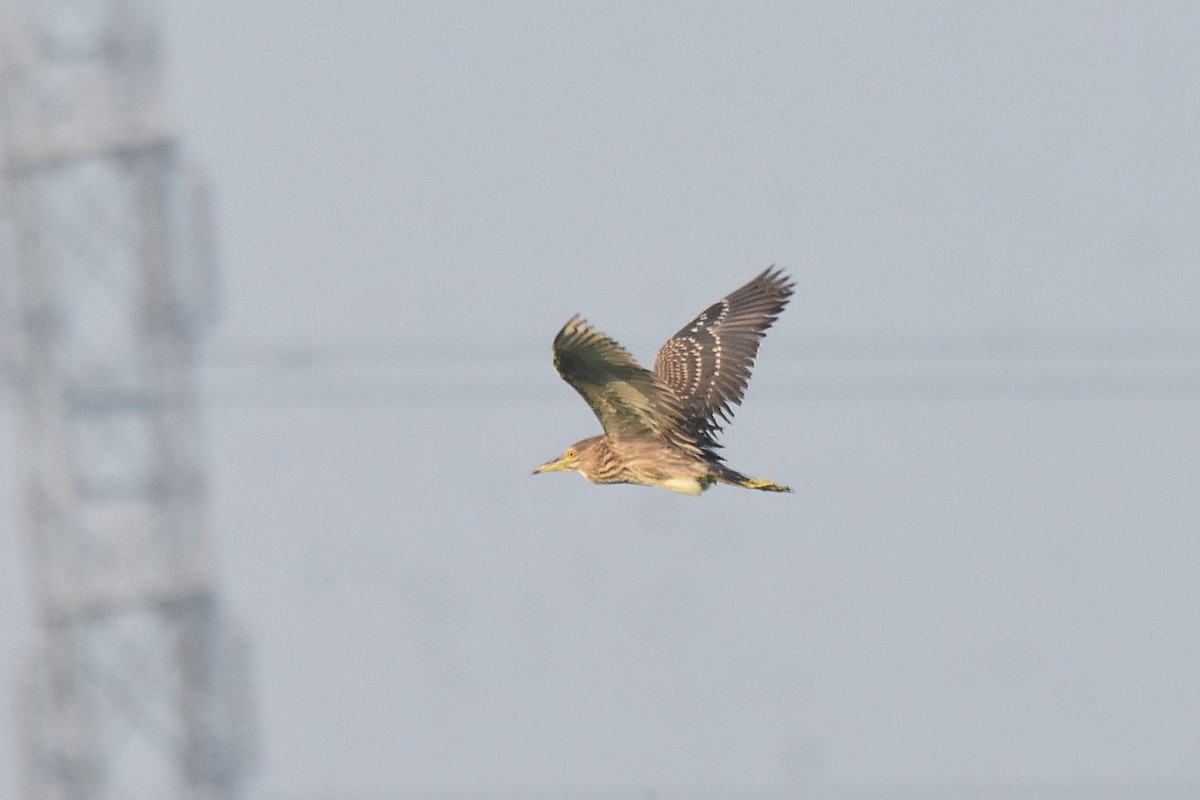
[653, 266, 794, 447]
[552, 315, 700, 453]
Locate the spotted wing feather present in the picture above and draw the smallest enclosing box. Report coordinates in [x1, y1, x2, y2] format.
[653, 266, 794, 447]
[553, 315, 701, 454]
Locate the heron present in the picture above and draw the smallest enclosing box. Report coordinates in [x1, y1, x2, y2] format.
[534, 267, 794, 495]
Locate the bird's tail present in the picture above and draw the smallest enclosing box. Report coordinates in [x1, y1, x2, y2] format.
[713, 465, 792, 493]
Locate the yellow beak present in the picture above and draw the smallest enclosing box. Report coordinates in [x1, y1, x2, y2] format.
[533, 456, 569, 475]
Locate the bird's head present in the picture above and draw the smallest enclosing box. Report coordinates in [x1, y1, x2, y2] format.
[533, 444, 583, 476]
[533, 436, 602, 479]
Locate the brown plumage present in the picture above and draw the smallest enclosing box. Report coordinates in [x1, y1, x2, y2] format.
[534, 267, 794, 495]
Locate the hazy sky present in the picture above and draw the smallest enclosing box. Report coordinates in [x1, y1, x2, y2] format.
[3, 2, 1199, 798]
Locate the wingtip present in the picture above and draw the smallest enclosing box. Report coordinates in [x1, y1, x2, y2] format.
[757, 264, 795, 293]
[554, 313, 589, 345]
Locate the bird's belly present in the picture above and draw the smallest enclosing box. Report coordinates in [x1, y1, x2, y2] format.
[656, 477, 706, 495]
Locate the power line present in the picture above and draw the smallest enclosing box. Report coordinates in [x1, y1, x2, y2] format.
[193, 351, 1199, 408]
[5, 334, 1198, 407]
[195, 327, 1200, 368]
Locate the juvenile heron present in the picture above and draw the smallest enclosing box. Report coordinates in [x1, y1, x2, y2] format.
[534, 267, 794, 495]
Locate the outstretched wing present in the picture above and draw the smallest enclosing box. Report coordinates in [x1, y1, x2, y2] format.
[653, 266, 794, 447]
[553, 315, 700, 453]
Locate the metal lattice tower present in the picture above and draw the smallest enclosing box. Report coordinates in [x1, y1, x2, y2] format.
[0, 1, 256, 798]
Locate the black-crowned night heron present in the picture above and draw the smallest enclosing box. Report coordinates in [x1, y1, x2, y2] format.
[534, 267, 794, 495]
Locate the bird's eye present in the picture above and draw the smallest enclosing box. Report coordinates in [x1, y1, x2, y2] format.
[566, 448, 577, 459]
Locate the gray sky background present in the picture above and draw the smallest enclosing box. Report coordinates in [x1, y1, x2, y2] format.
[2, 2, 1199, 798]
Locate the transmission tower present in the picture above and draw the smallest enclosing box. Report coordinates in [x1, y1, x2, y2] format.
[0, 1, 256, 799]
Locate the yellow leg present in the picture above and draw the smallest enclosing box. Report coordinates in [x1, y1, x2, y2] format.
[740, 477, 792, 493]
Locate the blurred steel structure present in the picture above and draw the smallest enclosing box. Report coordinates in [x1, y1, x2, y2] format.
[0, 1, 255, 799]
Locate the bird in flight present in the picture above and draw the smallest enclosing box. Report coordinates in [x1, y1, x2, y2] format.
[534, 267, 794, 495]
